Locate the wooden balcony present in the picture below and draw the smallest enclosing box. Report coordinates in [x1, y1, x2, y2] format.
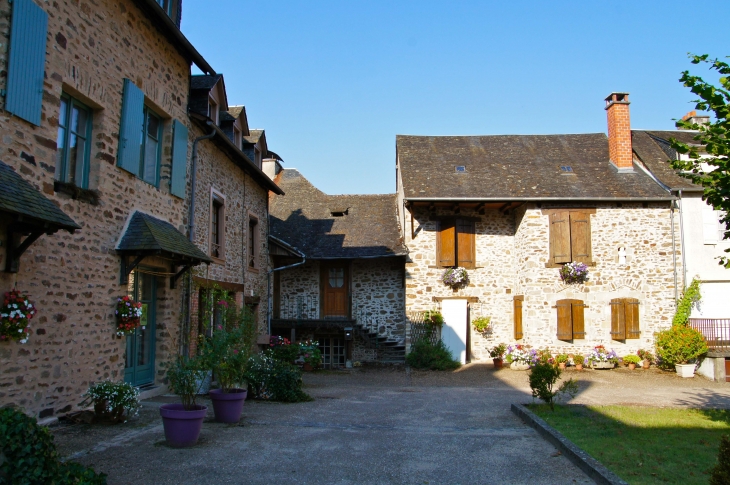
[688, 318, 730, 355]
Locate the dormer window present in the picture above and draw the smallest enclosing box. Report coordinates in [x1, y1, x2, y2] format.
[254, 147, 262, 169]
[233, 126, 242, 149]
[208, 95, 219, 124]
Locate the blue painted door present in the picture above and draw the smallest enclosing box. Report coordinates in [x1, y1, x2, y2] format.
[124, 271, 157, 386]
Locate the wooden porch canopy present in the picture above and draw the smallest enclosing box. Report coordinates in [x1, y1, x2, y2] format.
[0, 160, 80, 272]
[116, 211, 212, 288]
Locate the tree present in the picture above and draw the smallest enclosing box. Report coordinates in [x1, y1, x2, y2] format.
[669, 54, 730, 268]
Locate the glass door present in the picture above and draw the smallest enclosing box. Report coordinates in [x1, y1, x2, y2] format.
[124, 271, 157, 386]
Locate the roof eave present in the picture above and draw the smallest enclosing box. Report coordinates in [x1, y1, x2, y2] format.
[404, 196, 676, 202]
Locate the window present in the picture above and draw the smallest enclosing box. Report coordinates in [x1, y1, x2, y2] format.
[513, 295, 524, 340]
[610, 298, 640, 340]
[56, 94, 92, 188]
[555, 299, 586, 341]
[210, 192, 225, 260]
[702, 203, 727, 244]
[140, 107, 161, 185]
[548, 210, 593, 266]
[208, 95, 219, 124]
[436, 218, 475, 268]
[155, 0, 173, 15]
[254, 147, 262, 169]
[233, 126, 242, 149]
[248, 216, 259, 270]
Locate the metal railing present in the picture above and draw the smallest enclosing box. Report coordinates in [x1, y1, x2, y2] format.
[688, 318, 730, 352]
[407, 311, 441, 345]
[277, 294, 319, 320]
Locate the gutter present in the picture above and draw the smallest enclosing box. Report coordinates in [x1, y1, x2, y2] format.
[404, 196, 676, 202]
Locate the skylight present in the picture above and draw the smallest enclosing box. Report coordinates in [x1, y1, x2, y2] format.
[560, 166, 573, 173]
[455, 166, 466, 173]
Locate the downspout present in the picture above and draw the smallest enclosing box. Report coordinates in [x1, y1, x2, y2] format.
[678, 189, 687, 291]
[671, 198, 678, 307]
[267, 246, 306, 335]
[182, 122, 216, 358]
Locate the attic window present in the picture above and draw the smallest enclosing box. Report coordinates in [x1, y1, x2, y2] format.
[560, 166, 573, 173]
[455, 166, 466, 173]
[331, 209, 349, 217]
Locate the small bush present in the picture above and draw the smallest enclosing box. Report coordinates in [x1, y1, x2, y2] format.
[655, 325, 708, 368]
[244, 353, 312, 403]
[489, 343, 506, 359]
[528, 362, 578, 411]
[709, 434, 730, 485]
[0, 407, 106, 484]
[406, 339, 461, 370]
[555, 353, 569, 364]
[622, 355, 641, 365]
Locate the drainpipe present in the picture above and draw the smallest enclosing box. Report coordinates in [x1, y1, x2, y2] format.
[266, 238, 306, 335]
[677, 190, 687, 291]
[181, 122, 216, 358]
[671, 198, 678, 307]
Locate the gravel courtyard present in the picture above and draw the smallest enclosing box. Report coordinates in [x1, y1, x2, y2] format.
[53, 364, 730, 485]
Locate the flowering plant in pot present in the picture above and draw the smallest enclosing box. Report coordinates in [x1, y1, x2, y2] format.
[655, 325, 708, 377]
[505, 344, 536, 369]
[160, 355, 209, 447]
[297, 340, 322, 371]
[268, 335, 300, 363]
[588, 345, 618, 369]
[571, 354, 586, 370]
[80, 380, 140, 423]
[115, 295, 143, 336]
[0, 289, 36, 343]
[441, 267, 469, 289]
[555, 353, 569, 370]
[472, 316, 491, 334]
[559, 262, 589, 285]
[489, 343, 507, 368]
[637, 349, 654, 369]
[622, 354, 641, 370]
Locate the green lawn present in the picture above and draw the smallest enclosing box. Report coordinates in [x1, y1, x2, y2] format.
[529, 405, 730, 485]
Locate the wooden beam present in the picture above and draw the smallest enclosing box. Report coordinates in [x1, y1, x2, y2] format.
[499, 202, 511, 214]
[120, 254, 146, 285]
[453, 203, 460, 214]
[476, 203, 485, 214]
[170, 264, 193, 289]
[5, 228, 44, 273]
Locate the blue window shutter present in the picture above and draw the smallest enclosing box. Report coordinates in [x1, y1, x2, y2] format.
[170, 119, 189, 198]
[6, 0, 48, 126]
[117, 79, 145, 174]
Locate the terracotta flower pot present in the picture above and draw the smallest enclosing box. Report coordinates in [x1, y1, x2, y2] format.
[493, 358, 503, 369]
[575, 364, 583, 371]
[558, 363, 566, 370]
[642, 361, 650, 369]
[628, 363, 636, 370]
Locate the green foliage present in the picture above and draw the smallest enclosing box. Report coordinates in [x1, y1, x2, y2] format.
[709, 434, 730, 485]
[622, 355, 641, 365]
[655, 325, 709, 367]
[79, 380, 140, 422]
[673, 278, 702, 327]
[422, 309, 444, 326]
[637, 349, 654, 363]
[406, 339, 461, 370]
[471, 316, 491, 333]
[165, 356, 208, 409]
[555, 353, 569, 364]
[489, 343, 507, 359]
[297, 340, 322, 368]
[536, 348, 553, 364]
[572, 354, 585, 366]
[528, 362, 578, 411]
[669, 54, 730, 267]
[243, 353, 312, 402]
[269, 343, 300, 363]
[0, 407, 106, 484]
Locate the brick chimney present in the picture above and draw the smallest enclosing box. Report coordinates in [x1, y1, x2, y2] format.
[605, 92, 633, 172]
[678, 110, 710, 129]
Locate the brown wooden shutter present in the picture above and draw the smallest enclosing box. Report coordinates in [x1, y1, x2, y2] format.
[437, 220, 456, 267]
[513, 295, 524, 340]
[555, 299, 573, 341]
[625, 298, 640, 339]
[569, 212, 592, 263]
[610, 298, 626, 340]
[571, 300, 586, 339]
[456, 219, 476, 269]
[550, 212, 571, 264]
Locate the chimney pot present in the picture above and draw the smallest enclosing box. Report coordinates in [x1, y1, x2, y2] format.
[605, 92, 633, 172]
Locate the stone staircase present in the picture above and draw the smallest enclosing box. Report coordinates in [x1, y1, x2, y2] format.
[353, 314, 405, 364]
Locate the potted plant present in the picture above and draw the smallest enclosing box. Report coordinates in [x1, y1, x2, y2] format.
[160, 356, 209, 447]
[268, 335, 299, 363]
[622, 354, 641, 370]
[655, 325, 708, 378]
[555, 353, 569, 370]
[559, 261, 589, 285]
[489, 343, 506, 369]
[472, 316, 491, 334]
[0, 289, 36, 344]
[297, 339, 322, 371]
[505, 344, 536, 370]
[115, 295, 143, 336]
[572, 354, 585, 371]
[588, 345, 618, 369]
[201, 304, 257, 423]
[637, 349, 654, 369]
[80, 380, 140, 423]
[441, 267, 469, 289]
[423, 309, 444, 326]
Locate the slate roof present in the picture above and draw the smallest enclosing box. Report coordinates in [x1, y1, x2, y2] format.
[189, 74, 225, 117]
[117, 211, 212, 263]
[270, 169, 407, 259]
[243, 130, 264, 145]
[228, 106, 244, 119]
[0, 160, 79, 231]
[631, 130, 702, 191]
[397, 134, 672, 200]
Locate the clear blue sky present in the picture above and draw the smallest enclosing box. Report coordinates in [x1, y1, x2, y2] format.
[181, 1, 729, 195]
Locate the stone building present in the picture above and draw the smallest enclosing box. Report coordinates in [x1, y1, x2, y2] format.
[184, 74, 284, 355]
[0, 0, 218, 418]
[396, 93, 681, 363]
[269, 166, 408, 366]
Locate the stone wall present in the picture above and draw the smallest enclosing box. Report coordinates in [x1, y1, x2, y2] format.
[0, 0, 192, 417]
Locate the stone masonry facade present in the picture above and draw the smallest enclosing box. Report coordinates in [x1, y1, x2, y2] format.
[0, 0, 194, 417]
[403, 203, 680, 362]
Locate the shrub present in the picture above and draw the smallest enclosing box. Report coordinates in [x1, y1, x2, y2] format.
[536, 348, 554, 365]
[622, 355, 641, 365]
[244, 353, 312, 402]
[405, 339, 461, 370]
[422, 309, 444, 326]
[655, 325, 709, 368]
[0, 407, 106, 484]
[673, 278, 701, 327]
[709, 434, 730, 485]
[472, 316, 491, 333]
[165, 355, 208, 409]
[528, 363, 579, 411]
[80, 380, 140, 423]
[268, 336, 300, 363]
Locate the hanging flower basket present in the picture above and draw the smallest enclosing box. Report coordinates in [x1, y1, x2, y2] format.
[442, 267, 469, 289]
[0, 289, 36, 344]
[559, 261, 589, 284]
[115, 296, 143, 336]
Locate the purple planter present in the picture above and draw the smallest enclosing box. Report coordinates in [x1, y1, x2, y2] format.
[159, 403, 207, 448]
[209, 388, 247, 423]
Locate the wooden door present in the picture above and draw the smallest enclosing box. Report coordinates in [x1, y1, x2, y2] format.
[322, 262, 349, 318]
[124, 271, 157, 387]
